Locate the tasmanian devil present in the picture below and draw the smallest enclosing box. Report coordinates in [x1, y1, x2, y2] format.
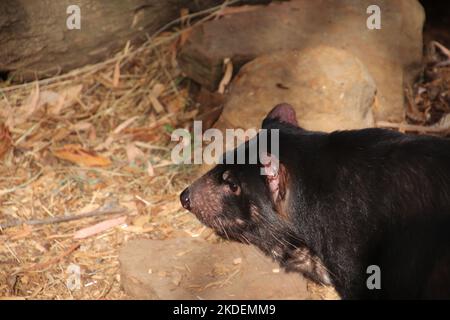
[180, 103, 450, 299]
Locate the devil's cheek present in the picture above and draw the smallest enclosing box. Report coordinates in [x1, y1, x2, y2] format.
[189, 188, 225, 225]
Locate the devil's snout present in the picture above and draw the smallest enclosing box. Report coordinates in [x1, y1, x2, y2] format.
[180, 187, 191, 210]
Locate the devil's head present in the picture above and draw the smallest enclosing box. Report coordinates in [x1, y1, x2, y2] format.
[180, 103, 302, 244]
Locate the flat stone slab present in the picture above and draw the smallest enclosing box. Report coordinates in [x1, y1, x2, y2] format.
[119, 238, 318, 299]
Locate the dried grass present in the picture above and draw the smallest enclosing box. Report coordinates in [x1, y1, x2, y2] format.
[0, 9, 216, 300]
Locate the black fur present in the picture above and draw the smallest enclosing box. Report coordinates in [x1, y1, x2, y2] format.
[181, 108, 450, 299]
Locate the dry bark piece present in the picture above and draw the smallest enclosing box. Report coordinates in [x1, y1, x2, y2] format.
[74, 216, 127, 239]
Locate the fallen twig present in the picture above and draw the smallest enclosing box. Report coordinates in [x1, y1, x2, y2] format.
[218, 58, 233, 94]
[376, 121, 450, 134]
[24, 242, 81, 272]
[0, 202, 128, 230]
[432, 41, 450, 60]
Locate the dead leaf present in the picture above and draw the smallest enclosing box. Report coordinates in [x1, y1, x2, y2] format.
[6, 82, 40, 127]
[27, 82, 41, 116]
[131, 215, 150, 228]
[152, 83, 165, 97]
[149, 83, 165, 114]
[0, 99, 12, 119]
[6, 84, 83, 124]
[95, 117, 139, 151]
[47, 84, 82, 116]
[9, 224, 33, 241]
[0, 123, 12, 159]
[51, 127, 71, 143]
[71, 122, 93, 133]
[33, 241, 48, 253]
[88, 126, 97, 141]
[147, 160, 155, 176]
[38, 90, 60, 107]
[53, 144, 111, 167]
[125, 142, 146, 164]
[95, 136, 114, 151]
[20, 275, 29, 285]
[73, 216, 126, 239]
[121, 200, 139, 216]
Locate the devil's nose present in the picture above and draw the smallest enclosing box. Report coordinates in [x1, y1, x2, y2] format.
[180, 188, 191, 210]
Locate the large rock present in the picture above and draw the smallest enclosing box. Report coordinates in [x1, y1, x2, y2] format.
[179, 0, 425, 122]
[216, 47, 376, 133]
[119, 238, 338, 299]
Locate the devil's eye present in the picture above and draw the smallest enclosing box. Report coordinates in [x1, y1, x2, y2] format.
[228, 182, 239, 193]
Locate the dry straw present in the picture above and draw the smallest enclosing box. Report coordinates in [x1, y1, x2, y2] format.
[0, 3, 242, 299]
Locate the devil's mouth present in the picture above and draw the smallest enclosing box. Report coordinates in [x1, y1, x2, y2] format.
[190, 210, 248, 242]
[214, 228, 244, 242]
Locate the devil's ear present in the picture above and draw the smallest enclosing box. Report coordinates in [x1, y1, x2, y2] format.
[262, 103, 298, 129]
[260, 152, 288, 205]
